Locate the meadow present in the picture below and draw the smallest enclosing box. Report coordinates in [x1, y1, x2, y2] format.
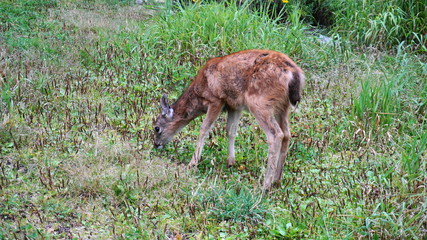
[0, 0, 426, 239]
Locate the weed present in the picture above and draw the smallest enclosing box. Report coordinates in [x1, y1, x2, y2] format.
[401, 125, 427, 184]
[352, 77, 400, 133]
[196, 182, 268, 223]
[1, 0, 426, 239]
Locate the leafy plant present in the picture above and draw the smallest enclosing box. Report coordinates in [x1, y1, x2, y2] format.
[1, 0, 426, 239]
[195, 182, 269, 223]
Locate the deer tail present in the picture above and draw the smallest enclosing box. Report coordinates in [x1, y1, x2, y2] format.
[288, 70, 305, 106]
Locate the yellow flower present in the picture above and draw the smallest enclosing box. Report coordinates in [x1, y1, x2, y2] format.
[282, 0, 289, 3]
[238, 165, 245, 171]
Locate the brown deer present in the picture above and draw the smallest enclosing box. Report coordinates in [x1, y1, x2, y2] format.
[153, 49, 305, 190]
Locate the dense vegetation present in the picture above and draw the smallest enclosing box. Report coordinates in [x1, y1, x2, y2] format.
[252, 0, 427, 50]
[1, 0, 426, 239]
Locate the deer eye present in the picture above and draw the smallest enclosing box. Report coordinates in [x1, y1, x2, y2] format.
[154, 126, 160, 133]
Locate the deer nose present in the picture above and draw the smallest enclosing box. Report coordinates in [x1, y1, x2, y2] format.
[154, 142, 164, 149]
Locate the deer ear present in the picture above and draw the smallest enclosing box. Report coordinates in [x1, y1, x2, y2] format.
[160, 94, 174, 119]
[160, 94, 169, 108]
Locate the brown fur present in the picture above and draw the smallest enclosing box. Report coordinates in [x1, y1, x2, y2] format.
[153, 49, 305, 190]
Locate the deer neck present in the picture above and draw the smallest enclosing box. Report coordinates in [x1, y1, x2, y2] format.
[172, 85, 206, 123]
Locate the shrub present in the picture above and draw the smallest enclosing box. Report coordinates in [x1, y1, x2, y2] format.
[174, 0, 427, 50]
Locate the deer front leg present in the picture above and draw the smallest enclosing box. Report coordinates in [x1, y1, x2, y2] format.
[188, 103, 224, 168]
[226, 109, 242, 167]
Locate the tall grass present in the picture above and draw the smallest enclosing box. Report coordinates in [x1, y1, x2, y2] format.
[352, 75, 401, 133]
[150, 0, 307, 56]
[401, 125, 427, 183]
[211, 0, 427, 50]
[329, 0, 427, 50]
[1, 0, 426, 239]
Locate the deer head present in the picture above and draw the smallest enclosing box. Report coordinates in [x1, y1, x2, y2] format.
[153, 94, 176, 149]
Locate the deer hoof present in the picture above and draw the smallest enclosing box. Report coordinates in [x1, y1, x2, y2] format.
[226, 157, 235, 168]
[187, 161, 198, 169]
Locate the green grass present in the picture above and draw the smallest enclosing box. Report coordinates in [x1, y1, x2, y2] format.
[331, 0, 427, 50]
[1, 0, 426, 239]
[265, 0, 427, 51]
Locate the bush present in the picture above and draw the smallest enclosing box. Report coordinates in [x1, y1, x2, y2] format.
[331, 0, 427, 50]
[174, 0, 427, 50]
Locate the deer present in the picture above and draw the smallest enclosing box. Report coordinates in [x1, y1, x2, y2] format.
[153, 49, 305, 190]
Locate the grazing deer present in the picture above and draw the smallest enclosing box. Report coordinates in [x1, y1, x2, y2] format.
[153, 49, 305, 190]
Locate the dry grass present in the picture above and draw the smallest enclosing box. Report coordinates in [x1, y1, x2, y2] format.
[64, 130, 196, 195]
[1, 0, 426, 239]
[60, 4, 155, 32]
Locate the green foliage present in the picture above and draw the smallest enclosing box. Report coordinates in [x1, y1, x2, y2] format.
[199, 0, 427, 50]
[328, 0, 427, 50]
[1, 0, 426, 239]
[197, 183, 268, 223]
[150, 0, 308, 59]
[353, 77, 400, 133]
[401, 124, 427, 182]
[0, 0, 60, 49]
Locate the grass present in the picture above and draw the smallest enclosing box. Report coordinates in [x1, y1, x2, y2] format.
[1, 0, 426, 239]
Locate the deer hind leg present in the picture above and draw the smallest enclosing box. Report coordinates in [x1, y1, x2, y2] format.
[188, 103, 224, 168]
[226, 109, 242, 167]
[248, 105, 284, 191]
[274, 109, 291, 185]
